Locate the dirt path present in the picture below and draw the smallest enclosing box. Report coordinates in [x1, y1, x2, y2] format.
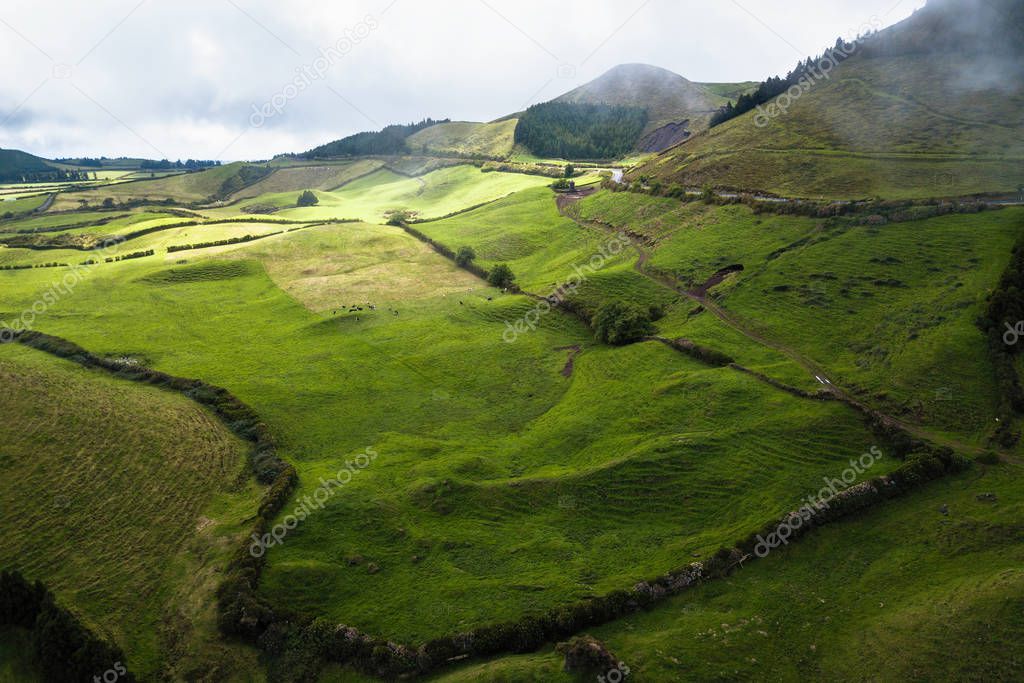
[555, 345, 581, 377]
[34, 193, 56, 213]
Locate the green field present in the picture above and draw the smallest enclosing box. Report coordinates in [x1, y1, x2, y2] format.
[434, 458, 1024, 681]
[406, 120, 518, 158]
[0, 342, 259, 678]
[1, 6, 1022, 674]
[215, 165, 551, 224]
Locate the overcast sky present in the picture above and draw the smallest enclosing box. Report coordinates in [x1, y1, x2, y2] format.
[0, 0, 926, 161]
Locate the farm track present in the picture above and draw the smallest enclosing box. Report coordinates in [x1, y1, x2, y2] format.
[556, 193, 1010, 459]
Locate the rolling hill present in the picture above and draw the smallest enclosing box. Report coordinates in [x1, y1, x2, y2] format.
[633, 0, 1024, 198]
[0, 149, 57, 182]
[550, 63, 740, 151]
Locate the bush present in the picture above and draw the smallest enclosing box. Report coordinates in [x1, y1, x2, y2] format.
[455, 246, 476, 267]
[386, 209, 412, 226]
[296, 190, 318, 207]
[592, 301, 655, 345]
[555, 635, 619, 674]
[487, 263, 515, 289]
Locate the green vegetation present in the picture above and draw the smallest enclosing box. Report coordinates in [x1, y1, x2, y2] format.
[515, 102, 648, 159]
[636, 1, 1024, 199]
[0, 148, 55, 182]
[437, 459, 1024, 681]
[592, 300, 655, 344]
[0, 342, 256, 678]
[304, 119, 449, 158]
[48, 162, 268, 210]
[406, 120, 518, 158]
[485, 262, 514, 288]
[1, 7, 1020, 675]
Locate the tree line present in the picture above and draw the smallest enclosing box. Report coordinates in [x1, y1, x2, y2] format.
[303, 118, 449, 158]
[514, 102, 647, 160]
[709, 37, 860, 128]
[0, 569, 134, 681]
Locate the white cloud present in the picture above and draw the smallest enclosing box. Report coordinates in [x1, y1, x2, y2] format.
[0, 0, 926, 160]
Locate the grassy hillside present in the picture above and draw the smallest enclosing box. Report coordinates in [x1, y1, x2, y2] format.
[634, 4, 1024, 198]
[406, 120, 517, 158]
[0, 343, 259, 678]
[220, 165, 551, 223]
[1, 56, 1019, 677]
[0, 149, 54, 182]
[577, 190, 1023, 444]
[48, 163, 266, 210]
[433, 458, 1024, 681]
[0, 183, 887, 667]
[228, 160, 385, 201]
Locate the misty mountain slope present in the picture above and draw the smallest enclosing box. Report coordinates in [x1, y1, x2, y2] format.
[538, 63, 750, 152]
[634, 0, 1024, 198]
[554, 63, 728, 133]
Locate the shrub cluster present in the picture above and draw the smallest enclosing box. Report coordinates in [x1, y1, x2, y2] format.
[593, 301, 657, 345]
[0, 569, 135, 681]
[480, 160, 567, 178]
[0, 261, 69, 270]
[657, 336, 734, 367]
[104, 249, 153, 263]
[167, 231, 283, 253]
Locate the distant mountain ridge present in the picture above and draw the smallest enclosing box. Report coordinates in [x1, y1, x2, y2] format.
[0, 148, 57, 182]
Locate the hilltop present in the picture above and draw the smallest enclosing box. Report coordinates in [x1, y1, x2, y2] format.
[632, 0, 1024, 198]
[553, 63, 732, 144]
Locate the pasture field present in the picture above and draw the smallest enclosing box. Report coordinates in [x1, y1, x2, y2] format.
[405, 120, 518, 158]
[414, 186, 674, 314]
[0, 220, 300, 268]
[0, 342, 259, 678]
[0, 201, 888, 658]
[0, 194, 49, 217]
[433, 458, 1024, 681]
[237, 221, 481, 311]
[0, 146, 1018, 680]
[47, 163, 256, 210]
[577, 190, 1024, 444]
[227, 159, 386, 201]
[217, 165, 551, 224]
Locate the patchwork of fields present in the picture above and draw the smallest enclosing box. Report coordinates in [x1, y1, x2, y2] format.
[0, 153, 1020, 681]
